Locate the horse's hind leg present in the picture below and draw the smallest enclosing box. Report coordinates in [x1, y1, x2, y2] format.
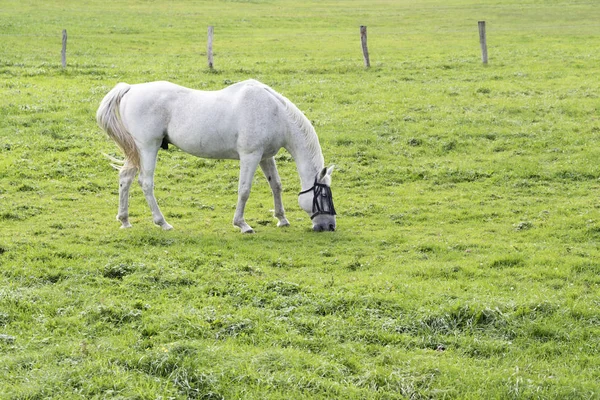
[260, 157, 290, 227]
[117, 160, 137, 228]
[138, 146, 173, 230]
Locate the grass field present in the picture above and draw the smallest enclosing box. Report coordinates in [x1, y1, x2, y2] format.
[1, 0, 599, 398]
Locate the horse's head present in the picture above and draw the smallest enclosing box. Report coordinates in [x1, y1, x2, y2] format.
[299, 166, 336, 232]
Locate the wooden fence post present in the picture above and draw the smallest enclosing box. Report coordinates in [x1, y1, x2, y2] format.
[360, 25, 370, 68]
[207, 26, 214, 69]
[478, 21, 488, 64]
[61, 29, 67, 68]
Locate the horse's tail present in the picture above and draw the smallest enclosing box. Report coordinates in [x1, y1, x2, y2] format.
[96, 83, 140, 170]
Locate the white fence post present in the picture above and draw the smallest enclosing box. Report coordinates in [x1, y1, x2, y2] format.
[207, 26, 214, 69]
[478, 21, 488, 64]
[61, 29, 67, 68]
[360, 26, 370, 68]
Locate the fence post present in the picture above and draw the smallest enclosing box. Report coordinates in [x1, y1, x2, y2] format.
[478, 21, 488, 64]
[360, 26, 370, 68]
[207, 26, 214, 69]
[61, 29, 67, 68]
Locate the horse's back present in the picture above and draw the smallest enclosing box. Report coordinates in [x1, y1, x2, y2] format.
[120, 80, 288, 160]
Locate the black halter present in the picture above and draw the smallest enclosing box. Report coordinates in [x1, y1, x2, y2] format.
[299, 179, 337, 220]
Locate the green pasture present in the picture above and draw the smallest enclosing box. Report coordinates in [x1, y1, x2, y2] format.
[1, 0, 599, 398]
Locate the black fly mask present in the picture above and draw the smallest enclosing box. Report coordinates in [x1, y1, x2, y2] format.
[299, 178, 337, 220]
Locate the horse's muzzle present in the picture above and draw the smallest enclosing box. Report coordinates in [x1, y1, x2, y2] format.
[313, 223, 336, 232]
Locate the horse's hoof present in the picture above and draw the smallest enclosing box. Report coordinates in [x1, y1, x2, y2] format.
[242, 228, 255, 234]
[120, 223, 132, 229]
[277, 219, 290, 227]
[161, 223, 174, 231]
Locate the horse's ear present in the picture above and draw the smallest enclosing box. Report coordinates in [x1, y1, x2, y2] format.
[318, 165, 335, 181]
[318, 167, 327, 180]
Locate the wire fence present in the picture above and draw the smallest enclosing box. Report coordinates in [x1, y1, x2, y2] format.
[2, 20, 600, 39]
[2, 18, 599, 72]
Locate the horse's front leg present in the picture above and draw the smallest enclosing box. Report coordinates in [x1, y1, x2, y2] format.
[233, 154, 262, 233]
[260, 157, 289, 227]
[138, 147, 173, 230]
[116, 160, 137, 228]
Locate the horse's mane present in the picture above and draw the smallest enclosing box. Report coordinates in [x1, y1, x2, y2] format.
[257, 82, 325, 170]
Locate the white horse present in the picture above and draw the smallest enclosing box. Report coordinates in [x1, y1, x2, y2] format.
[96, 79, 336, 233]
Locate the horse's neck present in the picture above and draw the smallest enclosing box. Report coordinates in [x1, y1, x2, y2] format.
[287, 138, 324, 191]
